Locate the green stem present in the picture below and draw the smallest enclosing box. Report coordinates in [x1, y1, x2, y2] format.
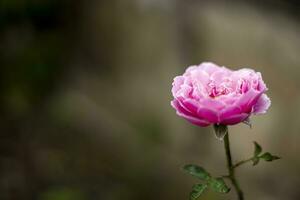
[224, 131, 244, 200]
[233, 157, 254, 168]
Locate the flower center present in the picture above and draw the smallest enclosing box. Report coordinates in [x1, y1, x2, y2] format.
[207, 81, 230, 98]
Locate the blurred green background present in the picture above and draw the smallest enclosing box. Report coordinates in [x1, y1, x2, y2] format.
[1, 0, 300, 199]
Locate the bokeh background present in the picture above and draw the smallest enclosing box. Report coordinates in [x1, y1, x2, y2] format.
[1, 0, 300, 199]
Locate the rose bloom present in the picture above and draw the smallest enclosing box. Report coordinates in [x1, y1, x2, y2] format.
[171, 62, 271, 127]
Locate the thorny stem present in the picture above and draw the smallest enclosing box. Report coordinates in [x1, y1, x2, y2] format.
[224, 131, 244, 200]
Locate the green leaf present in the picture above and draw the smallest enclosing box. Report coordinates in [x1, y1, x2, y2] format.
[208, 178, 230, 193]
[253, 141, 262, 157]
[190, 184, 208, 200]
[252, 157, 260, 166]
[260, 152, 281, 162]
[213, 125, 228, 140]
[183, 164, 210, 180]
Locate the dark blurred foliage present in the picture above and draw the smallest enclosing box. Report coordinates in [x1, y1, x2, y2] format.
[1, 0, 300, 200]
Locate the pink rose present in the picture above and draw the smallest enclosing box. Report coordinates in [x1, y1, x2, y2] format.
[171, 62, 271, 127]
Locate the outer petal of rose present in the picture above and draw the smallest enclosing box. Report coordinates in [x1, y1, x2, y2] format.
[171, 99, 192, 116]
[253, 94, 271, 114]
[219, 106, 242, 122]
[255, 73, 267, 92]
[234, 68, 256, 78]
[246, 91, 264, 110]
[175, 84, 193, 99]
[200, 98, 226, 110]
[174, 97, 198, 116]
[220, 113, 249, 125]
[237, 89, 262, 113]
[181, 99, 199, 114]
[184, 65, 198, 75]
[171, 100, 210, 127]
[172, 99, 200, 118]
[176, 111, 211, 127]
[171, 76, 184, 96]
[218, 94, 239, 105]
[197, 107, 219, 123]
[200, 62, 220, 75]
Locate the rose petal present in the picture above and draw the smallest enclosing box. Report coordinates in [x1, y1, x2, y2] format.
[182, 99, 199, 114]
[221, 113, 249, 125]
[201, 62, 221, 75]
[171, 100, 210, 127]
[171, 76, 184, 96]
[197, 107, 219, 123]
[220, 106, 242, 121]
[237, 89, 262, 113]
[171, 99, 191, 116]
[253, 94, 271, 114]
[200, 98, 226, 110]
[170, 62, 270, 127]
[177, 111, 211, 127]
